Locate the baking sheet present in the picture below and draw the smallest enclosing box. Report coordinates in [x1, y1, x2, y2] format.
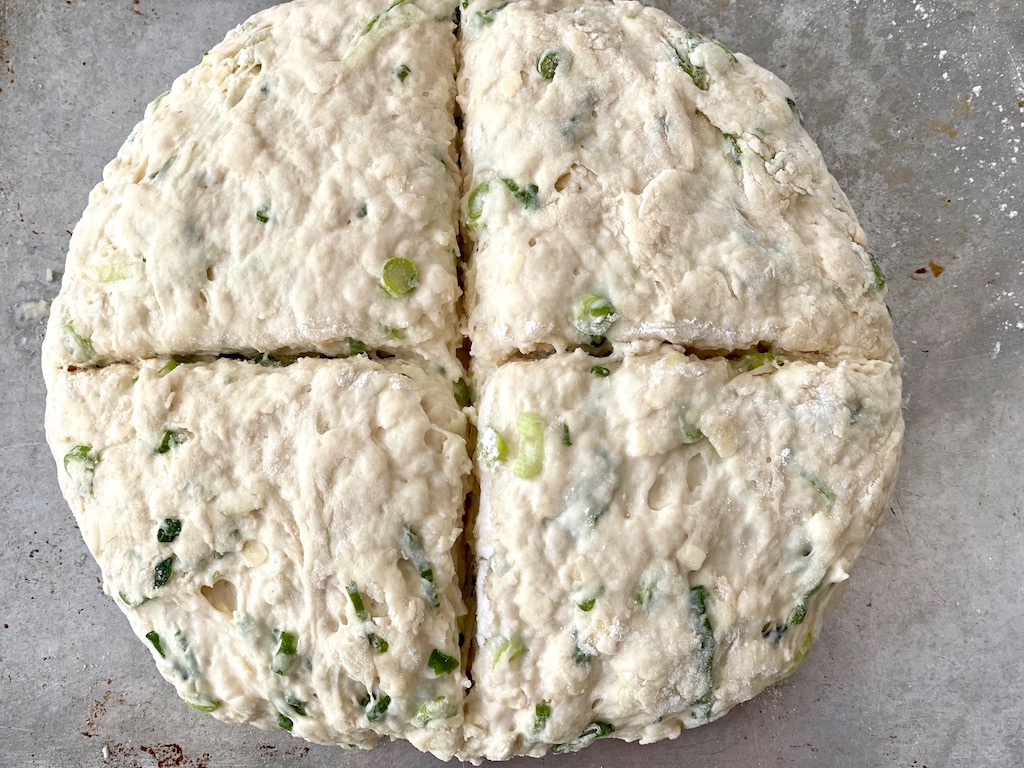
[1, 0, 1022, 766]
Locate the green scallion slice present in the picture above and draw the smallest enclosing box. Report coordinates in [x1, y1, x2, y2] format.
[573, 293, 616, 337]
[381, 257, 418, 297]
[428, 648, 458, 675]
[514, 412, 544, 480]
[145, 631, 165, 658]
[478, 426, 508, 466]
[271, 631, 298, 675]
[367, 633, 389, 654]
[537, 50, 560, 80]
[285, 696, 307, 716]
[401, 526, 440, 610]
[153, 557, 174, 589]
[156, 518, 182, 544]
[532, 701, 552, 735]
[155, 429, 188, 454]
[551, 721, 614, 754]
[346, 582, 369, 621]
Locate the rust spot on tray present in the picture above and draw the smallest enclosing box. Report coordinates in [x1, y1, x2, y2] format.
[82, 689, 112, 737]
[912, 261, 945, 279]
[924, 119, 957, 139]
[140, 743, 212, 768]
[102, 743, 212, 768]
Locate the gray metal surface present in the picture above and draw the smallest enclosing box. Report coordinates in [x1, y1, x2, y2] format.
[1, 0, 1021, 765]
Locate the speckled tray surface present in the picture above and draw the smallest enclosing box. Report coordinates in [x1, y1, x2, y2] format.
[1, 1, 1022, 766]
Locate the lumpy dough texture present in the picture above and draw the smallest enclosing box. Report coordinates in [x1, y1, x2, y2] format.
[44, 0, 462, 374]
[43, 0, 904, 763]
[47, 357, 472, 760]
[463, 349, 903, 760]
[460, 0, 894, 372]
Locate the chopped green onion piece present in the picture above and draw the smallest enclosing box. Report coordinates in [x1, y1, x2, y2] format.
[255, 353, 294, 368]
[367, 633, 389, 654]
[153, 89, 170, 109]
[382, 325, 406, 339]
[155, 429, 188, 454]
[491, 636, 524, 668]
[271, 631, 298, 675]
[571, 630, 591, 666]
[346, 582, 369, 621]
[678, 408, 704, 444]
[394, 64, 411, 81]
[345, 337, 367, 356]
[690, 585, 715, 699]
[413, 695, 454, 727]
[868, 252, 886, 290]
[145, 631, 165, 658]
[562, 423, 573, 447]
[363, 0, 408, 34]
[793, 631, 815, 665]
[186, 700, 220, 713]
[714, 39, 739, 63]
[591, 365, 611, 378]
[573, 293, 616, 337]
[786, 96, 805, 125]
[277, 713, 293, 731]
[454, 377, 472, 409]
[362, 691, 391, 722]
[691, 694, 713, 723]
[791, 578, 827, 625]
[63, 445, 100, 493]
[428, 648, 459, 675]
[577, 597, 596, 612]
[149, 155, 177, 180]
[63, 444, 99, 473]
[514, 412, 544, 480]
[401, 526, 440, 610]
[255, 207, 269, 223]
[381, 257, 418, 297]
[466, 181, 490, 223]
[61, 322, 95, 363]
[805, 473, 837, 508]
[666, 42, 709, 90]
[724, 133, 742, 165]
[738, 352, 784, 372]
[156, 518, 182, 544]
[635, 579, 655, 610]
[537, 50, 560, 80]
[500, 177, 540, 209]
[285, 696, 307, 716]
[475, 6, 505, 26]
[153, 557, 174, 589]
[533, 702, 552, 735]
[355, 203, 368, 219]
[159, 359, 179, 376]
[478, 426, 508, 466]
[551, 722, 614, 754]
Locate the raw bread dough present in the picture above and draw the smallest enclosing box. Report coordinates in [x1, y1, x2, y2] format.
[47, 356, 472, 760]
[43, 0, 904, 763]
[463, 348, 902, 760]
[460, 0, 893, 371]
[44, 0, 462, 375]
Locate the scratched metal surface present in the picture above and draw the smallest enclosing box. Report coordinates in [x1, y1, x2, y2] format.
[0, 0, 1022, 766]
